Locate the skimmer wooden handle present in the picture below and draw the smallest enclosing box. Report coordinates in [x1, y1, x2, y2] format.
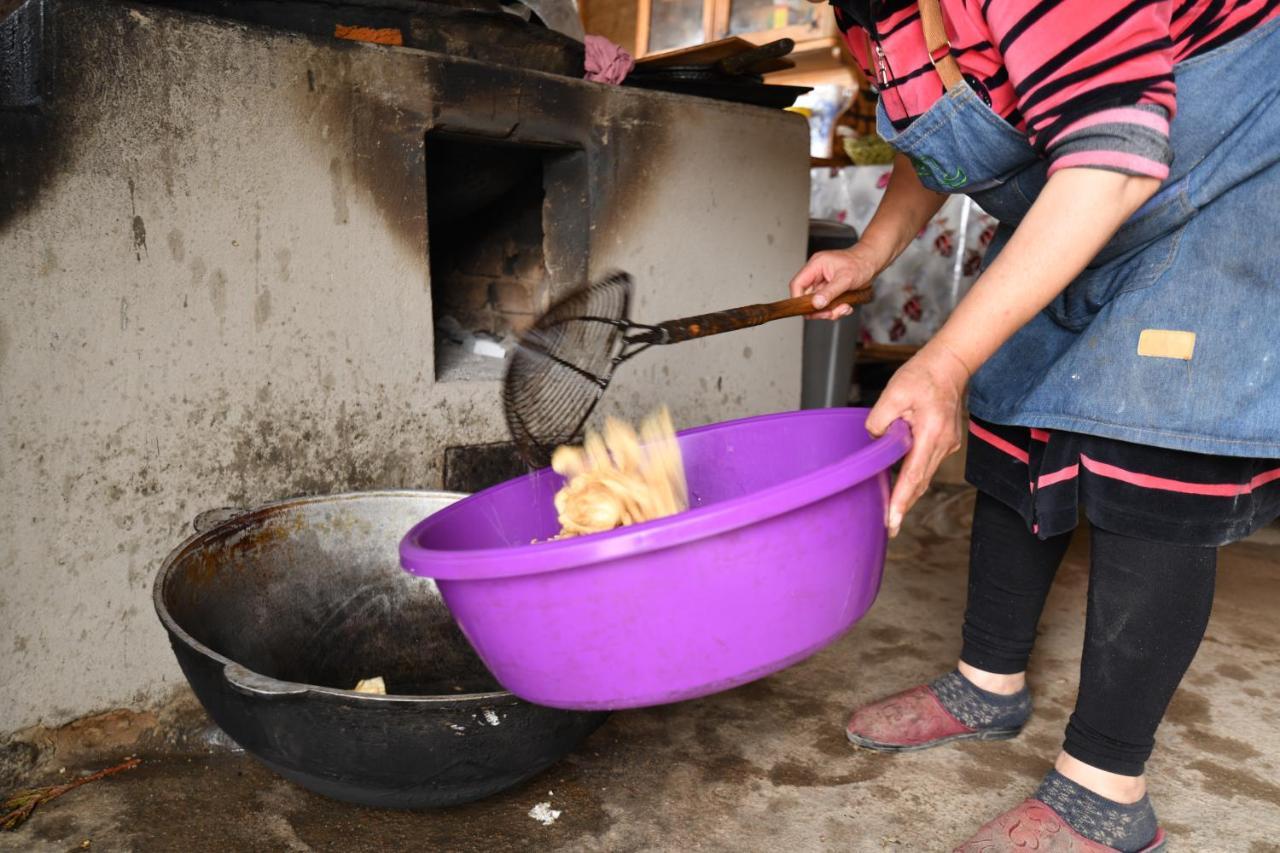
[650, 288, 873, 345]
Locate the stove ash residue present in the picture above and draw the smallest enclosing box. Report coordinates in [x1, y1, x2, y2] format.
[435, 314, 514, 382]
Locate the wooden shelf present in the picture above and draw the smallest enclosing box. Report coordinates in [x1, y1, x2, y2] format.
[581, 0, 863, 91]
[765, 38, 861, 89]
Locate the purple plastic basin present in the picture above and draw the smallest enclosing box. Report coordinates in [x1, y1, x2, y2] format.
[400, 409, 910, 710]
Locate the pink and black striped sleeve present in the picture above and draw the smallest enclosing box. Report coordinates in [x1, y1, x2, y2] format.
[983, 0, 1178, 180]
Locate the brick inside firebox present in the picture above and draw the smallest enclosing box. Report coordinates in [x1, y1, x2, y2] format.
[427, 133, 585, 382]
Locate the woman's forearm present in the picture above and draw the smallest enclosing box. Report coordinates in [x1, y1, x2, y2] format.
[930, 168, 1162, 376]
[859, 154, 949, 272]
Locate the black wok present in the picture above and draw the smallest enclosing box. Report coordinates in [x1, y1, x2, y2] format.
[153, 491, 607, 809]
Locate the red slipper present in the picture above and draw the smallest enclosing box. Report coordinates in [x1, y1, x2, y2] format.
[846, 684, 1023, 752]
[953, 799, 1167, 852]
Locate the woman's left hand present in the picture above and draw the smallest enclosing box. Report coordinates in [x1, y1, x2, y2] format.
[864, 343, 971, 537]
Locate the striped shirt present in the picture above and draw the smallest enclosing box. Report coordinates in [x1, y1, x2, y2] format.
[831, 0, 1280, 179]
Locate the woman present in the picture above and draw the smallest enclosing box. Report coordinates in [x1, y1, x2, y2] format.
[789, 0, 1280, 849]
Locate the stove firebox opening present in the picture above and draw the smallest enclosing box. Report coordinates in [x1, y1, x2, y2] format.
[427, 133, 587, 382]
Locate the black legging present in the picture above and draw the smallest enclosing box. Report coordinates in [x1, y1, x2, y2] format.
[960, 491, 1217, 777]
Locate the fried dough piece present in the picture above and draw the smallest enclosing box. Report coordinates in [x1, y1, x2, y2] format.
[353, 676, 387, 695]
[550, 407, 688, 538]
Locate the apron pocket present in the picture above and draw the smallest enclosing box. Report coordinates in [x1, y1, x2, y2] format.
[1048, 222, 1187, 330]
[879, 86, 1039, 197]
[1091, 177, 1196, 268]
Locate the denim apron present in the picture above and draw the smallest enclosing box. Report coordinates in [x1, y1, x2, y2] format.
[876, 15, 1280, 459]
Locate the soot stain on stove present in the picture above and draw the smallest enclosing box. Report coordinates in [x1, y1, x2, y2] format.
[291, 46, 675, 282]
[0, 2, 72, 232]
[203, 393, 503, 505]
[128, 178, 148, 260]
[1, 2, 209, 230]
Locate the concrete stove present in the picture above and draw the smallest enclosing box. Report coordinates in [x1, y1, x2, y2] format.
[0, 0, 809, 734]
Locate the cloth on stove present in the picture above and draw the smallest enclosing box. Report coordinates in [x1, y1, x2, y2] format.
[584, 35, 635, 85]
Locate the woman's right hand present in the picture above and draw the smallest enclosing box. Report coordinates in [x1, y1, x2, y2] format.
[793, 154, 948, 320]
[788, 243, 883, 320]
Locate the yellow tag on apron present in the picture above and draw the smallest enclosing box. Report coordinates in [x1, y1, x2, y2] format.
[1137, 329, 1196, 361]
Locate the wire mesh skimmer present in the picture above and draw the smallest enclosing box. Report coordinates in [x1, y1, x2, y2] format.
[503, 270, 874, 466]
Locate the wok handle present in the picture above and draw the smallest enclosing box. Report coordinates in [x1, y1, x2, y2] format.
[224, 663, 309, 699]
[192, 506, 248, 534]
[647, 288, 873, 345]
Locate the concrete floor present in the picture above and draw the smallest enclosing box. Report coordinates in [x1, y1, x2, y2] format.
[3, 488, 1279, 852]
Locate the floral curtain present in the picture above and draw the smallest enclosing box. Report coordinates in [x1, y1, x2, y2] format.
[810, 166, 998, 346]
